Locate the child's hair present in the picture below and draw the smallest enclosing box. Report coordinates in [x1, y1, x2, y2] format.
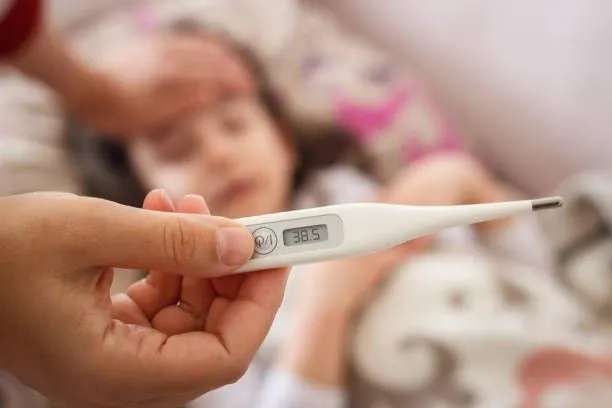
[66, 20, 372, 207]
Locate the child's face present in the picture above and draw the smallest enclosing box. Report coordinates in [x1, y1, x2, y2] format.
[129, 95, 295, 218]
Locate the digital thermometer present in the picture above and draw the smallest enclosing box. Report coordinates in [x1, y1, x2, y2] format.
[235, 197, 562, 273]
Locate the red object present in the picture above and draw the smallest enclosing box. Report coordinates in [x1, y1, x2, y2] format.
[518, 347, 612, 408]
[0, 0, 43, 57]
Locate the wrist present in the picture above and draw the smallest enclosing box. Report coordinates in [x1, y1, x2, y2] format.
[293, 306, 352, 334]
[299, 259, 380, 316]
[11, 26, 118, 116]
[296, 301, 354, 325]
[278, 310, 352, 387]
[59, 67, 118, 116]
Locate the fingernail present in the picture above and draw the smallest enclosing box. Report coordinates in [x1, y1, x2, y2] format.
[149, 188, 175, 210]
[181, 194, 210, 214]
[158, 189, 175, 210]
[183, 194, 206, 206]
[216, 227, 253, 267]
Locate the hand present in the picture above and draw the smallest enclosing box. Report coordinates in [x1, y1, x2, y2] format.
[12, 28, 253, 135]
[381, 152, 506, 204]
[0, 191, 288, 407]
[381, 152, 514, 231]
[68, 34, 254, 135]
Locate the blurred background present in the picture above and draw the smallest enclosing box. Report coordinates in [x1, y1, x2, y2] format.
[1, 1, 612, 407]
[2, 0, 611, 195]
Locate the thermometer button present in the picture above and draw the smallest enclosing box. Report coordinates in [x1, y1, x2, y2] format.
[252, 227, 278, 256]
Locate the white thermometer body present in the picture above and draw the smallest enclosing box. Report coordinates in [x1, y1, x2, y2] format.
[235, 197, 562, 273]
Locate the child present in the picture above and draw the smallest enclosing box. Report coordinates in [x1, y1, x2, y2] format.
[67, 22, 544, 408]
[67, 22, 506, 219]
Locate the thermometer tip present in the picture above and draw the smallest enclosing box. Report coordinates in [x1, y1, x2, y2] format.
[531, 196, 563, 211]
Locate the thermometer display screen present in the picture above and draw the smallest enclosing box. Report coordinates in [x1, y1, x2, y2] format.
[283, 224, 328, 246]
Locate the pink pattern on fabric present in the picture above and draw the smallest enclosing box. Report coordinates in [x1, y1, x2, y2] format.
[334, 84, 463, 164]
[334, 86, 413, 145]
[401, 118, 463, 163]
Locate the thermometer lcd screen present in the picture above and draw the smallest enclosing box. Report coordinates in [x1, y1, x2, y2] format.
[283, 224, 328, 246]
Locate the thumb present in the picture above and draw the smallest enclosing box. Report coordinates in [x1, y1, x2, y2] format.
[61, 196, 254, 277]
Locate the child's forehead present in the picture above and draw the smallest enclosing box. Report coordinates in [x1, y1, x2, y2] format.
[155, 30, 235, 55]
[160, 26, 245, 56]
[171, 95, 264, 125]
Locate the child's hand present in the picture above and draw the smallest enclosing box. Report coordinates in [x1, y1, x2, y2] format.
[381, 152, 514, 231]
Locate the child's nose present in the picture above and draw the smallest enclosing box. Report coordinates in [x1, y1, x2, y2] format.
[201, 133, 236, 172]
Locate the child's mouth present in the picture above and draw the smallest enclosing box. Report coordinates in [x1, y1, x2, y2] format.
[215, 178, 257, 205]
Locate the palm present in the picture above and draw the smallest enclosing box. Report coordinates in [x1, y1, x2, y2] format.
[100, 191, 286, 406]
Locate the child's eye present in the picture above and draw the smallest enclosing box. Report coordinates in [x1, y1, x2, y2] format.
[150, 128, 197, 163]
[221, 115, 247, 136]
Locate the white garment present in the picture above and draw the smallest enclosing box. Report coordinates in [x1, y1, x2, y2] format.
[0, 371, 46, 408]
[258, 369, 347, 408]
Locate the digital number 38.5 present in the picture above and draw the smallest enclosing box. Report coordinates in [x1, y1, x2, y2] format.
[283, 224, 328, 247]
[291, 226, 321, 244]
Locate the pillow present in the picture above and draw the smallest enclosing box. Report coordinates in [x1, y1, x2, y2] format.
[0, 72, 81, 194]
[350, 247, 612, 407]
[271, 5, 464, 181]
